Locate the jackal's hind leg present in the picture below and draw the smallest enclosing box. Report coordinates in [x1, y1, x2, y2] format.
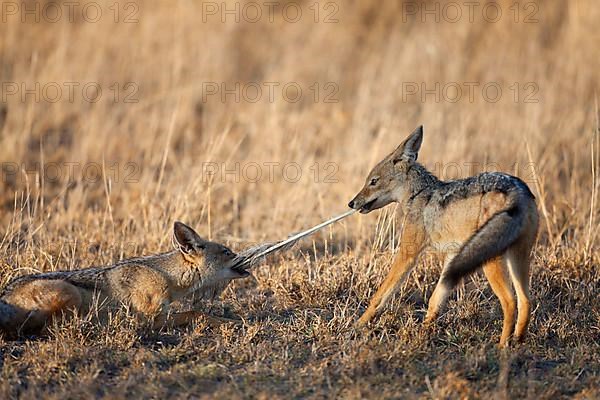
[508, 203, 537, 343]
[423, 278, 451, 326]
[483, 256, 516, 347]
[6, 280, 82, 334]
[507, 245, 532, 343]
[424, 252, 460, 326]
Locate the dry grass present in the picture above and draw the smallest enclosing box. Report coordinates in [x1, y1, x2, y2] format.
[0, 0, 599, 398]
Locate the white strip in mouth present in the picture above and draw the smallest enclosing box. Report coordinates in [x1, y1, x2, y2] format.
[230, 209, 357, 271]
[360, 198, 377, 213]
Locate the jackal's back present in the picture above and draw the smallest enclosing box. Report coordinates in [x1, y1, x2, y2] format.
[433, 172, 534, 208]
[0, 267, 112, 298]
[425, 172, 538, 284]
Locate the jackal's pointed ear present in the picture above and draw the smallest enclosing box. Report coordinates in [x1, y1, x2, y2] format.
[173, 221, 207, 254]
[392, 125, 423, 164]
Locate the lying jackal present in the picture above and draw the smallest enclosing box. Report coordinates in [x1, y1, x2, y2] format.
[0, 222, 249, 336]
[349, 126, 538, 346]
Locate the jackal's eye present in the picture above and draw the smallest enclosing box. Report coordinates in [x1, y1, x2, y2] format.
[222, 248, 233, 256]
[369, 177, 379, 186]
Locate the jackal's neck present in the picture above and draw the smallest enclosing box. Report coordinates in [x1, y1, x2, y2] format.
[144, 250, 185, 271]
[142, 250, 203, 288]
[404, 162, 440, 203]
[114, 249, 179, 267]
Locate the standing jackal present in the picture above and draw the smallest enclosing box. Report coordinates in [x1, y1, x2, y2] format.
[0, 222, 249, 337]
[349, 126, 538, 346]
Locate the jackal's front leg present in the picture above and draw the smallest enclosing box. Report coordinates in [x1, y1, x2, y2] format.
[357, 226, 425, 327]
[153, 310, 204, 329]
[153, 310, 239, 329]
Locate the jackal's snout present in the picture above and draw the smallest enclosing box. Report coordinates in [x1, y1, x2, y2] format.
[348, 166, 393, 214]
[173, 221, 250, 281]
[349, 125, 425, 214]
[348, 195, 378, 214]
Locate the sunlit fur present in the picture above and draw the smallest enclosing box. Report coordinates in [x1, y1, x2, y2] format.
[0, 222, 248, 337]
[349, 126, 539, 347]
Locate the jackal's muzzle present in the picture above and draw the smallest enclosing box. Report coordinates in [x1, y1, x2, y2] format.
[348, 197, 379, 214]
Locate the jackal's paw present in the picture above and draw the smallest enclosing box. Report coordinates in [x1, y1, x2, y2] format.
[221, 307, 242, 321]
[354, 320, 367, 330]
[422, 314, 437, 329]
[512, 335, 526, 345]
[199, 315, 240, 329]
[355, 313, 374, 329]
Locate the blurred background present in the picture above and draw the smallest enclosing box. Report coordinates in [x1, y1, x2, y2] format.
[0, 0, 598, 284]
[1, 1, 599, 397]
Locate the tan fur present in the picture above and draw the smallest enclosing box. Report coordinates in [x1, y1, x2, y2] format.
[507, 203, 538, 341]
[349, 126, 539, 346]
[0, 222, 248, 337]
[357, 222, 426, 325]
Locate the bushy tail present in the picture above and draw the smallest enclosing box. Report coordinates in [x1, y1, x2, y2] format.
[441, 190, 528, 286]
[0, 299, 19, 334]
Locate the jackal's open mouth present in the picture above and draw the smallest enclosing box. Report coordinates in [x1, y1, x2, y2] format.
[360, 198, 377, 213]
[234, 269, 251, 277]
